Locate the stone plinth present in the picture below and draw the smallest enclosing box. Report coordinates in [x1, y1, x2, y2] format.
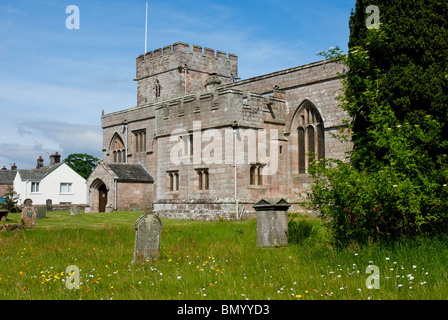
[253, 198, 290, 247]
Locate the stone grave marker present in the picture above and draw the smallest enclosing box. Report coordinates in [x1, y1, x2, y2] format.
[131, 212, 163, 264]
[21, 199, 37, 229]
[70, 206, 79, 216]
[37, 206, 46, 219]
[46, 199, 53, 212]
[253, 198, 290, 247]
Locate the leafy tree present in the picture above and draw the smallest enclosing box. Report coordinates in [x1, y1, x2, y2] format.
[306, 0, 448, 245]
[64, 153, 99, 179]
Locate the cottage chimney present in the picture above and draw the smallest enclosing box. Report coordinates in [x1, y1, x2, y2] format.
[1, 166, 6, 170]
[11, 163, 17, 171]
[50, 152, 61, 166]
[37, 156, 44, 169]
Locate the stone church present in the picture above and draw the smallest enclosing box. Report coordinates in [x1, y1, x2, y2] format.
[86, 42, 351, 220]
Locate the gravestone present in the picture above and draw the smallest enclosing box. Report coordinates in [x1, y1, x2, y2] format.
[21, 199, 37, 229]
[131, 212, 163, 264]
[70, 206, 79, 216]
[253, 198, 290, 248]
[37, 206, 46, 219]
[46, 199, 53, 212]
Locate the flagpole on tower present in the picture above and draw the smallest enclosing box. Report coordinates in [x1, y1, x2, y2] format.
[144, 1, 148, 57]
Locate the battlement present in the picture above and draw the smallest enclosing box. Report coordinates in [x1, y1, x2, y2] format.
[135, 42, 239, 106]
[137, 42, 238, 62]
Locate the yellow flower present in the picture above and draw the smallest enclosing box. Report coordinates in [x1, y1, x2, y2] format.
[168, 259, 172, 262]
[296, 295, 302, 298]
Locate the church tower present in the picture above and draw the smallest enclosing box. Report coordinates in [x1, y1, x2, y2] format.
[135, 42, 238, 106]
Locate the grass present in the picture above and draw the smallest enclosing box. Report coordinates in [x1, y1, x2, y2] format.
[0, 210, 447, 300]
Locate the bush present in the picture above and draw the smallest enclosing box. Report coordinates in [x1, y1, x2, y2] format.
[287, 214, 318, 245]
[1, 187, 20, 213]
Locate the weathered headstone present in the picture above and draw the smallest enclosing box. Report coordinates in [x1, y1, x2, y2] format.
[46, 199, 53, 212]
[131, 212, 163, 264]
[21, 200, 37, 229]
[70, 206, 79, 216]
[253, 198, 290, 247]
[37, 206, 46, 219]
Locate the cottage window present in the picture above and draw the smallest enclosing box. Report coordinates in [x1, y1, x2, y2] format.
[31, 182, 40, 193]
[60, 183, 73, 194]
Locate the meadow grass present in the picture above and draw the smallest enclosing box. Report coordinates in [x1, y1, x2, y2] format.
[0, 211, 447, 300]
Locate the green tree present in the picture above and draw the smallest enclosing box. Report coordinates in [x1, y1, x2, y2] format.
[307, 0, 448, 245]
[64, 153, 99, 179]
[1, 187, 20, 213]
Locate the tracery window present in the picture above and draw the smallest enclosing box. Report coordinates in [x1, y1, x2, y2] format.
[297, 104, 325, 173]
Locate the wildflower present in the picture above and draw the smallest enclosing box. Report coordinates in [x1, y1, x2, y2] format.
[296, 295, 302, 299]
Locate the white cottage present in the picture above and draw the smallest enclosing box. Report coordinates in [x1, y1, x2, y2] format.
[13, 160, 87, 206]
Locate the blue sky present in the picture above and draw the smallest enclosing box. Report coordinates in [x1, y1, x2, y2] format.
[0, 0, 355, 170]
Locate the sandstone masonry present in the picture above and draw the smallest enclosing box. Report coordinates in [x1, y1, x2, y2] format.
[87, 42, 352, 220]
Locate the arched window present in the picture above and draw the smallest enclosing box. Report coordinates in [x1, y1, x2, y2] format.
[297, 103, 325, 173]
[109, 133, 126, 163]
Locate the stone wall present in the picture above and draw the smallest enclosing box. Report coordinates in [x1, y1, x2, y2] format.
[97, 45, 352, 220]
[136, 42, 238, 106]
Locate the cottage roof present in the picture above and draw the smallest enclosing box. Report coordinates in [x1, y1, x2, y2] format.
[0, 170, 17, 185]
[107, 163, 154, 183]
[17, 163, 64, 181]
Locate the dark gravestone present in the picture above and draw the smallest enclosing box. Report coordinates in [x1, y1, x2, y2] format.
[37, 206, 46, 219]
[46, 199, 53, 212]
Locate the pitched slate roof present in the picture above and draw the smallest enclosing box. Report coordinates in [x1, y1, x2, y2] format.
[17, 163, 64, 181]
[107, 163, 154, 183]
[0, 170, 17, 185]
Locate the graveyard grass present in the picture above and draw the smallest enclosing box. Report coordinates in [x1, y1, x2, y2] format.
[1, 211, 448, 300]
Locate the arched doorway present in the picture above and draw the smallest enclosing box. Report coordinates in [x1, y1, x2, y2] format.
[89, 178, 109, 213]
[98, 183, 108, 213]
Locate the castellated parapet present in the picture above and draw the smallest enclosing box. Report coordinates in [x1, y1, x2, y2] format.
[135, 42, 238, 106]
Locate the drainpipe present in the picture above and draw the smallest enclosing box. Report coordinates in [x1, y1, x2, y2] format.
[114, 179, 117, 210]
[232, 121, 239, 219]
[184, 64, 188, 95]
